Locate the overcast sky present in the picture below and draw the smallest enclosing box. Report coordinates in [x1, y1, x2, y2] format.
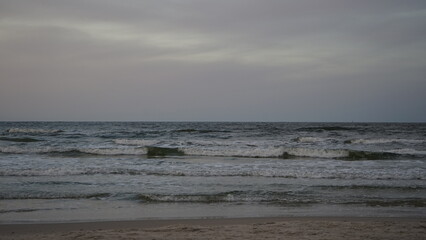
[1, 0, 425, 121]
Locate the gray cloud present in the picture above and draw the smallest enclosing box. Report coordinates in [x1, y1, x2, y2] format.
[1, 0, 425, 121]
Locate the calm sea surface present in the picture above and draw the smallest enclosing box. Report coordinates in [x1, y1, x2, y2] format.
[0, 122, 425, 222]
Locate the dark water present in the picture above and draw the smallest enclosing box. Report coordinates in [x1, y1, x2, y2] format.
[0, 122, 425, 222]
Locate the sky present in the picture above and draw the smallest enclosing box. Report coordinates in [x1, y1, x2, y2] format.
[1, 0, 425, 122]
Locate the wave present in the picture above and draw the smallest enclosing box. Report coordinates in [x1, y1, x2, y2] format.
[387, 148, 426, 156]
[314, 185, 426, 191]
[0, 146, 147, 155]
[0, 137, 41, 142]
[363, 199, 426, 207]
[2, 165, 423, 180]
[79, 148, 147, 156]
[115, 138, 281, 148]
[281, 148, 401, 160]
[136, 191, 245, 203]
[282, 148, 349, 158]
[2, 191, 423, 207]
[6, 128, 63, 134]
[0, 168, 146, 177]
[173, 129, 230, 133]
[135, 191, 319, 204]
[345, 138, 425, 144]
[0, 192, 111, 200]
[136, 192, 426, 206]
[296, 126, 355, 132]
[293, 137, 332, 143]
[183, 146, 284, 158]
[146, 146, 184, 157]
[0, 190, 305, 204]
[0, 144, 415, 160]
[114, 139, 160, 146]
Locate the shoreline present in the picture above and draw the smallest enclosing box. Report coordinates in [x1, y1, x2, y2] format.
[1, 216, 425, 239]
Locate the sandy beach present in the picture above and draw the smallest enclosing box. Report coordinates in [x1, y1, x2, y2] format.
[1, 217, 425, 240]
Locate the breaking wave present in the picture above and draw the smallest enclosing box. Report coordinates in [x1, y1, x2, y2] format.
[0, 145, 414, 160]
[182, 146, 284, 158]
[282, 148, 402, 160]
[387, 148, 426, 156]
[114, 139, 160, 146]
[282, 148, 349, 158]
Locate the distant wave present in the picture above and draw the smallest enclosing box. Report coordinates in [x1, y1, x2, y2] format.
[6, 128, 63, 134]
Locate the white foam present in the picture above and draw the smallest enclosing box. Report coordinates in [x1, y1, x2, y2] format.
[0, 146, 56, 154]
[0, 146, 147, 155]
[81, 147, 147, 155]
[6, 128, 62, 134]
[0, 168, 87, 176]
[182, 146, 284, 158]
[0, 167, 145, 177]
[283, 147, 349, 158]
[387, 148, 426, 155]
[349, 138, 425, 144]
[113, 139, 160, 146]
[294, 137, 330, 143]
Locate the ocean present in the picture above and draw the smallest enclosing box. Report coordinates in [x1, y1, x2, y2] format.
[0, 122, 425, 223]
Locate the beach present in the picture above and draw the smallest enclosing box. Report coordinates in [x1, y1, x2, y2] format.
[1, 217, 425, 240]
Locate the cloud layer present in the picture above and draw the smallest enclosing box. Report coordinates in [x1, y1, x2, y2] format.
[1, 0, 425, 121]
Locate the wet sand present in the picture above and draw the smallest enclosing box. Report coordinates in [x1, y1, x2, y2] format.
[1, 217, 425, 240]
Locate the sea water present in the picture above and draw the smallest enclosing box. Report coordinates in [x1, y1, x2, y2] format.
[0, 122, 425, 222]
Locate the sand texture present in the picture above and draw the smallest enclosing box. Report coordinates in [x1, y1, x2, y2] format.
[1, 218, 425, 240]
